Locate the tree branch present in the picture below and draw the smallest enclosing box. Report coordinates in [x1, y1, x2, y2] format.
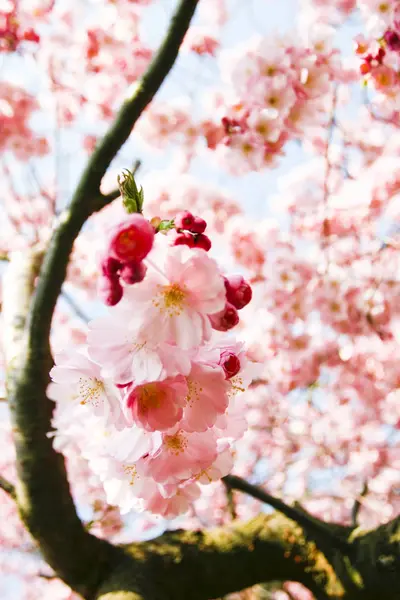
[0, 474, 16, 500]
[95, 512, 346, 600]
[94, 511, 400, 600]
[223, 478, 238, 520]
[223, 475, 352, 554]
[351, 481, 368, 527]
[4, 1, 200, 597]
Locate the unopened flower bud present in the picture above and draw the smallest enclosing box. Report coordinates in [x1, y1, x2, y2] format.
[119, 261, 147, 284]
[99, 276, 123, 306]
[172, 231, 195, 248]
[384, 29, 400, 51]
[209, 302, 239, 331]
[101, 256, 121, 278]
[194, 233, 212, 251]
[224, 274, 252, 309]
[189, 216, 207, 234]
[174, 210, 194, 230]
[109, 215, 154, 263]
[150, 216, 162, 230]
[219, 351, 241, 379]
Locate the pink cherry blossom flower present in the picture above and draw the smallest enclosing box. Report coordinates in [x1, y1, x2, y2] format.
[93, 456, 156, 515]
[87, 315, 191, 385]
[181, 362, 229, 432]
[139, 428, 217, 484]
[48, 350, 126, 429]
[195, 447, 234, 484]
[124, 376, 188, 432]
[144, 481, 201, 517]
[102, 425, 161, 465]
[215, 400, 248, 442]
[119, 242, 226, 348]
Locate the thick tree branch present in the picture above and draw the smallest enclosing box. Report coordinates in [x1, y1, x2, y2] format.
[4, 249, 111, 597]
[223, 475, 352, 554]
[94, 511, 400, 600]
[95, 512, 345, 600]
[0, 474, 16, 500]
[3, 1, 200, 597]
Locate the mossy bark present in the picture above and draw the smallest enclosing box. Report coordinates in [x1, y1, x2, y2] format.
[93, 513, 400, 600]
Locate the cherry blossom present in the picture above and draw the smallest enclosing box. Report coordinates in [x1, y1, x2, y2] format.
[48, 350, 126, 430]
[124, 376, 188, 432]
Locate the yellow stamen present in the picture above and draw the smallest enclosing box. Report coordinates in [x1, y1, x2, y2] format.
[229, 374, 245, 396]
[123, 464, 138, 485]
[78, 377, 104, 407]
[185, 378, 203, 406]
[164, 431, 188, 455]
[153, 283, 187, 317]
[138, 383, 164, 410]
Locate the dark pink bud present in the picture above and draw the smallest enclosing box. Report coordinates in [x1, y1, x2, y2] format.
[99, 276, 123, 306]
[194, 233, 212, 251]
[189, 216, 207, 234]
[219, 351, 241, 379]
[120, 261, 147, 284]
[376, 47, 386, 62]
[209, 302, 239, 331]
[172, 231, 195, 248]
[174, 210, 194, 230]
[224, 274, 252, 309]
[108, 215, 154, 263]
[101, 256, 121, 278]
[23, 29, 40, 43]
[384, 29, 400, 51]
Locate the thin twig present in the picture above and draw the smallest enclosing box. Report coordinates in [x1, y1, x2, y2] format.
[222, 479, 237, 520]
[38, 572, 58, 580]
[0, 475, 16, 500]
[223, 475, 352, 554]
[61, 291, 90, 324]
[351, 481, 369, 527]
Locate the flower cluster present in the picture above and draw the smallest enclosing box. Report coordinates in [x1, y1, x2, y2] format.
[198, 34, 340, 173]
[354, 2, 400, 116]
[99, 214, 154, 306]
[49, 204, 253, 517]
[1, 83, 49, 159]
[169, 209, 211, 251]
[0, 1, 41, 53]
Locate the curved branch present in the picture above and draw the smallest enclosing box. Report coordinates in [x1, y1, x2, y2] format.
[4, 1, 200, 596]
[95, 512, 346, 600]
[223, 475, 352, 554]
[94, 511, 400, 600]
